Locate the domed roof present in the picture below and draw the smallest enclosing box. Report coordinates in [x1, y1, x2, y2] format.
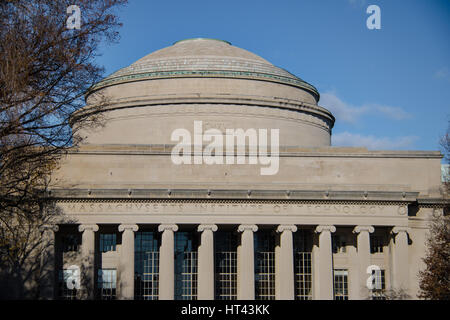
[92, 38, 319, 100]
[138, 38, 269, 63]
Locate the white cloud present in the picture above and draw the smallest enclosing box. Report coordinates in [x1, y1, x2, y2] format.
[332, 132, 418, 150]
[320, 92, 369, 124]
[320, 92, 412, 124]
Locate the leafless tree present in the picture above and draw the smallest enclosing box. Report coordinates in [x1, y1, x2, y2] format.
[0, 0, 127, 299]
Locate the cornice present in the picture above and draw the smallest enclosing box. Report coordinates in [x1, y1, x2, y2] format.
[416, 198, 449, 208]
[73, 94, 334, 130]
[88, 70, 320, 101]
[66, 144, 442, 159]
[47, 188, 419, 203]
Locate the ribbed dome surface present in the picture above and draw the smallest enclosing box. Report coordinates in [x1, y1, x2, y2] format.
[138, 38, 269, 62]
[93, 38, 319, 99]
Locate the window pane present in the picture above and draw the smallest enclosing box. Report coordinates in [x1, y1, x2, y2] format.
[98, 269, 116, 300]
[370, 269, 386, 300]
[254, 231, 275, 300]
[58, 269, 78, 300]
[135, 232, 160, 300]
[62, 234, 81, 253]
[294, 230, 313, 300]
[370, 235, 384, 253]
[333, 269, 348, 300]
[215, 231, 238, 300]
[99, 233, 117, 252]
[175, 232, 198, 300]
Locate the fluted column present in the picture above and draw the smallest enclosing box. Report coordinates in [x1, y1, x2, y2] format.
[237, 224, 258, 300]
[158, 224, 178, 300]
[39, 224, 59, 300]
[275, 225, 297, 300]
[391, 227, 409, 293]
[353, 225, 374, 299]
[118, 224, 139, 300]
[197, 224, 218, 300]
[314, 225, 336, 300]
[78, 224, 99, 299]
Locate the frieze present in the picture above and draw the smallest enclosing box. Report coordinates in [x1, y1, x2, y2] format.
[56, 200, 408, 217]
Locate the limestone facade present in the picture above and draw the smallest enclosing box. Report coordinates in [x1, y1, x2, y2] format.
[45, 38, 444, 300]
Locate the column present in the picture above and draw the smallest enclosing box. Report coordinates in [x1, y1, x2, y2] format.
[39, 224, 59, 300]
[78, 224, 99, 299]
[275, 225, 297, 300]
[118, 224, 139, 300]
[391, 227, 409, 293]
[353, 225, 374, 299]
[158, 224, 178, 300]
[197, 224, 218, 300]
[237, 224, 258, 300]
[314, 225, 336, 300]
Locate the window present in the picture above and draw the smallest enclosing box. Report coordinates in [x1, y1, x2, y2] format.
[99, 233, 117, 252]
[370, 235, 384, 253]
[332, 235, 347, 254]
[254, 231, 275, 300]
[61, 234, 81, 253]
[141, 252, 159, 300]
[370, 269, 386, 300]
[97, 269, 117, 300]
[215, 231, 238, 300]
[175, 232, 198, 300]
[58, 269, 78, 300]
[334, 269, 349, 300]
[135, 232, 160, 300]
[294, 230, 313, 300]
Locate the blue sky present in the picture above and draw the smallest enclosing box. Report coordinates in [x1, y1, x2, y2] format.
[97, 0, 449, 153]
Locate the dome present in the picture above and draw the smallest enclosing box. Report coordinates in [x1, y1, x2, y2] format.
[80, 38, 335, 147]
[90, 38, 319, 100]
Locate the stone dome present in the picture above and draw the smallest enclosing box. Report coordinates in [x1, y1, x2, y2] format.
[90, 38, 320, 101]
[80, 38, 335, 147]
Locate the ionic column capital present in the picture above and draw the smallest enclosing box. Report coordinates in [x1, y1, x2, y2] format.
[197, 224, 218, 232]
[78, 224, 99, 232]
[118, 224, 139, 232]
[391, 226, 410, 235]
[315, 225, 336, 234]
[238, 224, 258, 233]
[158, 224, 179, 232]
[39, 224, 59, 233]
[276, 225, 297, 233]
[353, 225, 374, 234]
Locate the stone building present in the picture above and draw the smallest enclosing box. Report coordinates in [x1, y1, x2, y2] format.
[43, 38, 444, 300]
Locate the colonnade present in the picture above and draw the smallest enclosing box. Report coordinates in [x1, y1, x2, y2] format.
[42, 223, 410, 300]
